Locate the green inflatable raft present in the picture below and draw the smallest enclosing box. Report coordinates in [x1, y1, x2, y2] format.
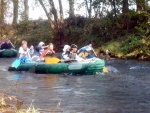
[8, 58, 105, 75]
[0, 49, 18, 57]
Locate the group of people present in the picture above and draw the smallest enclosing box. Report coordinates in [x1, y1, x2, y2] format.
[62, 43, 96, 62]
[18, 39, 96, 64]
[0, 40, 15, 50]
[18, 40, 55, 63]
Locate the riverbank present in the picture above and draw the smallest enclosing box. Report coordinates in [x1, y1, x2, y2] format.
[99, 37, 150, 61]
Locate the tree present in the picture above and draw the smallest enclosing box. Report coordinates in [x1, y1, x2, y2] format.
[12, 0, 18, 24]
[58, 0, 64, 22]
[68, 0, 75, 18]
[122, 0, 129, 13]
[38, 0, 51, 20]
[0, 0, 4, 24]
[85, 0, 92, 18]
[136, 0, 146, 12]
[112, 0, 118, 19]
[38, 0, 65, 50]
[24, 0, 29, 20]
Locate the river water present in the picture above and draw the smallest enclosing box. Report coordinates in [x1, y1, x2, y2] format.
[0, 58, 150, 113]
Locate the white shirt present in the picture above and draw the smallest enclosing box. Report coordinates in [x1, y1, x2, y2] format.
[18, 47, 33, 59]
[62, 52, 83, 61]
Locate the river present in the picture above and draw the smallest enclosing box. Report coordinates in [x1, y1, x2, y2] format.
[0, 58, 150, 113]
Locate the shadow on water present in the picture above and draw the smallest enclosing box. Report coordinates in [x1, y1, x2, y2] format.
[0, 58, 150, 112]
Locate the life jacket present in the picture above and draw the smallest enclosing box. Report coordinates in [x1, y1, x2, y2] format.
[78, 51, 89, 59]
[40, 49, 55, 60]
[77, 45, 91, 54]
[62, 51, 76, 60]
[68, 52, 76, 60]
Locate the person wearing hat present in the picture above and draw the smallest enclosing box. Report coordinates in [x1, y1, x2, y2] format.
[78, 44, 94, 59]
[34, 41, 48, 56]
[63, 44, 83, 62]
[30, 41, 48, 61]
[62, 45, 70, 58]
[40, 43, 55, 60]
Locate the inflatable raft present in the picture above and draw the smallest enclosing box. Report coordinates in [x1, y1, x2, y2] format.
[8, 58, 105, 75]
[0, 49, 18, 57]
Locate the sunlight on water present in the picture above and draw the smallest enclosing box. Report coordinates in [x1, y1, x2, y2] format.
[53, 86, 73, 94]
[74, 91, 86, 95]
[6, 74, 20, 81]
[130, 66, 141, 69]
[130, 66, 149, 70]
[0, 66, 7, 71]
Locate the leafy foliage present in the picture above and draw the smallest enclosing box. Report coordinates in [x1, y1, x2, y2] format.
[14, 20, 52, 48]
[119, 35, 142, 54]
[1, 10, 150, 59]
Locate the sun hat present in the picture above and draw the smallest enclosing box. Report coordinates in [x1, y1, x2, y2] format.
[63, 45, 70, 52]
[38, 42, 45, 47]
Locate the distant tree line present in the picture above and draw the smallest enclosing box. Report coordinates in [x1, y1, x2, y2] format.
[0, 0, 149, 49]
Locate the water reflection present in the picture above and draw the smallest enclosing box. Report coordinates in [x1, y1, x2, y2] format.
[13, 74, 20, 81]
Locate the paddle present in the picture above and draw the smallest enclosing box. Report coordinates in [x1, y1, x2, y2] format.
[91, 48, 108, 73]
[45, 57, 61, 64]
[28, 57, 61, 73]
[11, 59, 21, 68]
[45, 57, 78, 64]
[28, 63, 38, 73]
[9, 40, 15, 49]
[28, 57, 77, 73]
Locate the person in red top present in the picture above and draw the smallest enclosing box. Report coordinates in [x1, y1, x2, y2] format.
[40, 43, 55, 60]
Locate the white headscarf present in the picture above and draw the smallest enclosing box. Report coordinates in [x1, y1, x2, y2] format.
[63, 45, 70, 52]
[38, 42, 45, 47]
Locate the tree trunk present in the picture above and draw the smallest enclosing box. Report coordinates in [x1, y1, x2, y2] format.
[38, 0, 55, 28]
[49, 0, 58, 24]
[122, 0, 129, 13]
[0, 0, 4, 24]
[49, 0, 65, 50]
[38, 0, 51, 20]
[136, 0, 146, 12]
[38, 0, 65, 50]
[85, 0, 92, 18]
[12, 0, 18, 24]
[111, 0, 118, 19]
[58, 0, 64, 22]
[89, 0, 92, 18]
[68, 0, 75, 18]
[24, 0, 29, 20]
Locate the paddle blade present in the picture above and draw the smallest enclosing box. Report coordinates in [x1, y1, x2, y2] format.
[103, 66, 108, 73]
[45, 57, 60, 64]
[11, 59, 21, 68]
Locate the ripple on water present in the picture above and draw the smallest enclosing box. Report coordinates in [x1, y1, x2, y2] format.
[53, 86, 73, 93]
[0, 66, 8, 71]
[1, 58, 150, 112]
[130, 65, 149, 70]
[6, 74, 21, 81]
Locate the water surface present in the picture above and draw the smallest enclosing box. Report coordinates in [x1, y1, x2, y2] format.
[0, 58, 150, 113]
